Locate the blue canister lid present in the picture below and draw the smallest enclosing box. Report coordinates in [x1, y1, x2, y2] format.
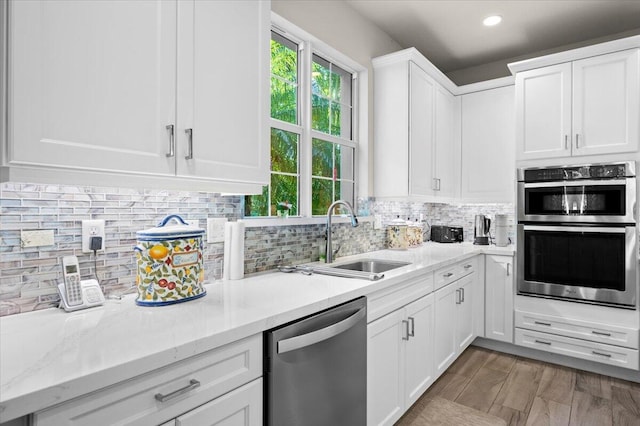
[137, 215, 205, 241]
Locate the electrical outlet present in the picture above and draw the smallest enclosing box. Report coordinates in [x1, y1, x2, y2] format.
[207, 217, 227, 243]
[82, 219, 105, 252]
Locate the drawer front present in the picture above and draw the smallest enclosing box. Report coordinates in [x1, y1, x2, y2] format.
[515, 310, 639, 349]
[33, 335, 262, 426]
[434, 257, 477, 291]
[368, 272, 434, 323]
[515, 328, 639, 370]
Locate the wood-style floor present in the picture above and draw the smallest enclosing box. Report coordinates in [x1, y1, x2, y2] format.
[397, 346, 640, 426]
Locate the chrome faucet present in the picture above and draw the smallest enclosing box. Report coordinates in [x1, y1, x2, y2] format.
[326, 200, 358, 263]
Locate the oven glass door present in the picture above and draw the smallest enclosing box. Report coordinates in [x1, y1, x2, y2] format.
[517, 179, 635, 223]
[517, 225, 636, 307]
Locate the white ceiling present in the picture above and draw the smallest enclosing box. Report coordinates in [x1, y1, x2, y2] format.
[346, 0, 640, 84]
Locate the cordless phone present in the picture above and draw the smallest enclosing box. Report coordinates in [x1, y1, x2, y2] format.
[58, 255, 105, 312]
[62, 256, 83, 307]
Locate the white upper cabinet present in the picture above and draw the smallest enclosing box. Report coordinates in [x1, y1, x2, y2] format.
[5, 0, 269, 192]
[373, 51, 458, 201]
[460, 86, 515, 203]
[176, 0, 269, 184]
[515, 63, 571, 160]
[572, 50, 640, 157]
[515, 48, 639, 161]
[9, 0, 177, 176]
[408, 61, 436, 197]
[434, 84, 459, 199]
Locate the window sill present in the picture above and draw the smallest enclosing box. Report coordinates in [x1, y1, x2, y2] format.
[241, 215, 374, 228]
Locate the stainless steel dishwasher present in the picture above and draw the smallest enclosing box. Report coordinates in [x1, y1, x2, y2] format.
[265, 297, 366, 426]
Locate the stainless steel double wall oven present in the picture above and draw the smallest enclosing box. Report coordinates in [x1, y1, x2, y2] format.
[517, 162, 637, 308]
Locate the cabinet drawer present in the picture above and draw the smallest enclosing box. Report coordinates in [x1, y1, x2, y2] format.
[33, 335, 262, 426]
[515, 328, 639, 370]
[368, 272, 434, 323]
[434, 257, 476, 291]
[515, 310, 639, 349]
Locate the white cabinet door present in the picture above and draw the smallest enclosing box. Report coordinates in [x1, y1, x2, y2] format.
[9, 0, 177, 175]
[408, 61, 435, 197]
[404, 294, 435, 407]
[367, 309, 405, 426]
[460, 86, 515, 203]
[572, 49, 640, 157]
[456, 274, 475, 352]
[485, 255, 514, 343]
[176, 0, 269, 185]
[175, 378, 262, 426]
[434, 85, 459, 199]
[434, 283, 457, 376]
[515, 63, 572, 160]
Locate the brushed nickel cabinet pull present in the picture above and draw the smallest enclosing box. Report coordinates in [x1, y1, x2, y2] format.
[443, 272, 454, 278]
[564, 134, 568, 149]
[535, 339, 551, 346]
[155, 379, 200, 403]
[592, 330, 612, 337]
[402, 320, 410, 340]
[506, 263, 511, 276]
[185, 128, 193, 160]
[534, 321, 551, 327]
[166, 124, 175, 157]
[455, 289, 461, 304]
[592, 351, 612, 358]
[575, 133, 580, 149]
[461, 287, 465, 303]
[408, 317, 415, 337]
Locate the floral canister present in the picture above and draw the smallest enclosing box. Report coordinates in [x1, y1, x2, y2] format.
[135, 215, 206, 306]
[407, 219, 424, 247]
[386, 216, 409, 250]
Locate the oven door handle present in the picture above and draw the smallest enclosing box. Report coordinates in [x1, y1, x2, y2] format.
[523, 179, 628, 188]
[522, 225, 627, 234]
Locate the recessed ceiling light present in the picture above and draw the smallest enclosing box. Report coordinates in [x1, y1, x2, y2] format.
[483, 15, 502, 27]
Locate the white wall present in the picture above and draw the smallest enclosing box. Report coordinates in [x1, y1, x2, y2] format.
[271, 0, 402, 197]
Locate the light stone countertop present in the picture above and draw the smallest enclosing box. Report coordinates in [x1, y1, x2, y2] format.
[0, 242, 515, 422]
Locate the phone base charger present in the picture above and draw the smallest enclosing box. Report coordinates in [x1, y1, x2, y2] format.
[57, 279, 105, 312]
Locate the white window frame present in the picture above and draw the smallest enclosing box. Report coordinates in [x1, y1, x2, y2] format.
[244, 13, 368, 226]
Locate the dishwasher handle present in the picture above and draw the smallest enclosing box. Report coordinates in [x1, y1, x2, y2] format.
[277, 308, 366, 354]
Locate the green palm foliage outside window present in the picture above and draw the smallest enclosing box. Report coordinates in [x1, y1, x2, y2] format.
[245, 31, 355, 217]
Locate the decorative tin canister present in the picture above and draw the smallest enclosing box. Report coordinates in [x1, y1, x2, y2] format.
[135, 215, 206, 306]
[386, 216, 409, 250]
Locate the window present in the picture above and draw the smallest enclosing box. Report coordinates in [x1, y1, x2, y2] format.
[245, 30, 357, 217]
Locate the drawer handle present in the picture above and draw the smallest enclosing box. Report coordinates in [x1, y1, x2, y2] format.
[408, 316, 415, 337]
[534, 339, 551, 346]
[592, 351, 612, 358]
[534, 321, 551, 327]
[463, 264, 472, 269]
[443, 272, 454, 278]
[155, 379, 200, 403]
[592, 331, 612, 337]
[455, 289, 462, 304]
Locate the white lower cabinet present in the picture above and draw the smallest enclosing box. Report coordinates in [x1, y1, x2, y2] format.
[367, 294, 435, 426]
[485, 255, 514, 343]
[434, 273, 477, 376]
[169, 378, 262, 426]
[32, 335, 262, 426]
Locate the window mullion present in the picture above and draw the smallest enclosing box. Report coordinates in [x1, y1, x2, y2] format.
[299, 41, 313, 217]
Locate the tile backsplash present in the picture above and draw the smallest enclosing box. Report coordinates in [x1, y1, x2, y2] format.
[1, 182, 513, 317]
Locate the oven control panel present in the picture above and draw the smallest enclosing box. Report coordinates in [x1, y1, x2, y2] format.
[522, 162, 634, 182]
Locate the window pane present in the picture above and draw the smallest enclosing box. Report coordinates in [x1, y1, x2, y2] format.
[271, 33, 297, 83]
[271, 129, 298, 174]
[244, 185, 269, 217]
[312, 56, 331, 98]
[311, 94, 330, 133]
[271, 78, 297, 123]
[312, 178, 333, 215]
[335, 144, 354, 181]
[312, 138, 333, 178]
[271, 174, 298, 216]
[336, 181, 355, 206]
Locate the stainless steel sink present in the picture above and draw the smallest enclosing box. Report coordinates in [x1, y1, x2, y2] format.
[331, 259, 411, 274]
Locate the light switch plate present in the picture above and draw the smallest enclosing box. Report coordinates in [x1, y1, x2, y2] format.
[21, 229, 55, 247]
[374, 215, 383, 230]
[207, 218, 227, 243]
